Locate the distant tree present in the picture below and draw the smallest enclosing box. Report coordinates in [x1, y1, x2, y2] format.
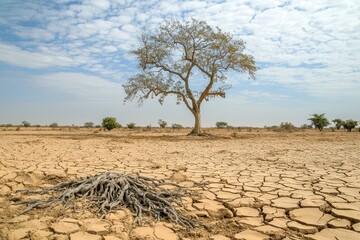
[102, 117, 120, 131]
[158, 119, 167, 128]
[215, 121, 228, 129]
[342, 119, 358, 132]
[84, 122, 95, 128]
[123, 19, 256, 135]
[127, 123, 136, 129]
[332, 119, 343, 130]
[22, 121, 31, 127]
[50, 123, 58, 128]
[308, 113, 330, 132]
[172, 123, 183, 130]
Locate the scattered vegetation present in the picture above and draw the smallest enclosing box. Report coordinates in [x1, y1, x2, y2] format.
[215, 121, 228, 129]
[171, 123, 183, 130]
[342, 119, 358, 132]
[102, 117, 120, 131]
[49, 123, 59, 128]
[22, 121, 31, 127]
[280, 122, 295, 132]
[17, 172, 198, 227]
[127, 123, 136, 129]
[84, 122, 95, 128]
[308, 113, 330, 132]
[158, 119, 167, 128]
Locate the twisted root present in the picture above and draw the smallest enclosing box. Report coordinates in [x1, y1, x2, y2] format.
[16, 172, 198, 227]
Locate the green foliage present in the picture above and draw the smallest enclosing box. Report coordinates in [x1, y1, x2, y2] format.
[22, 121, 31, 127]
[308, 113, 330, 132]
[215, 121, 228, 129]
[122, 19, 257, 135]
[171, 123, 183, 130]
[280, 122, 295, 132]
[127, 123, 136, 129]
[50, 123, 58, 128]
[102, 117, 120, 131]
[332, 119, 343, 130]
[84, 122, 94, 128]
[158, 119, 167, 128]
[342, 119, 358, 132]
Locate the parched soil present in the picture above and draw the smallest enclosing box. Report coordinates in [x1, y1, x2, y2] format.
[0, 128, 360, 240]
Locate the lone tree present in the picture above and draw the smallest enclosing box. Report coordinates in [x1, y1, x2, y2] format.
[342, 119, 358, 132]
[308, 113, 330, 132]
[123, 19, 256, 135]
[215, 121, 228, 129]
[22, 121, 31, 127]
[102, 117, 120, 131]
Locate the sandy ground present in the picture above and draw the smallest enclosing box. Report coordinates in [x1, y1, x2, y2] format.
[0, 128, 360, 240]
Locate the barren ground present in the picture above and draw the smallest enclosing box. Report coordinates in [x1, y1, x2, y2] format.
[0, 128, 360, 240]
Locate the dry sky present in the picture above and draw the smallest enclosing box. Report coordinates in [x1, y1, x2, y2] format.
[0, 0, 359, 127]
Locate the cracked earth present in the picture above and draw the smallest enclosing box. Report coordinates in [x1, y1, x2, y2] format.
[0, 128, 360, 240]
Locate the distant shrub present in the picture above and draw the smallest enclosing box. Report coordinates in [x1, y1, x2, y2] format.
[342, 119, 358, 132]
[332, 119, 343, 130]
[102, 117, 120, 131]
[84, 122, 94, 128]
[95, 125, 101, 128]
[22, 121, 31, 127]
[280, 122, 295, 132]
[127, 123, 136, 129]
[158, 119, 167, 128]
[171, 123, 183, 130]
[215, 121, 228, 129]
[308, 113, 330, 132]
[50, 123, 59, 128]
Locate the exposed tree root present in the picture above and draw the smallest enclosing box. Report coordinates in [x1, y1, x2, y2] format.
[16, 172, 198, 228]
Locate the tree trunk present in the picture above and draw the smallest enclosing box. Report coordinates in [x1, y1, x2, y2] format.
[189, 110, 202, 135]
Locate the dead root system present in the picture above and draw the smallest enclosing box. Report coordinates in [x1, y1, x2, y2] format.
[16, 172, 198, 227]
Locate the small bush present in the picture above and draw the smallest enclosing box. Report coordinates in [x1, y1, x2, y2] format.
[280, 122, 295, 132]
[102, 117, 120, 131]
[332, 119, 343, 130]
[84, 122, 94, 128]
[50, 123, 58, 128]
[158, 119, 167, 128]
[342, 119, 358, 132]
[22, 121, 31, 127]
[127, 123, 136, 129]
[171, 123, 183, 130]
[215, 121, 228, 129]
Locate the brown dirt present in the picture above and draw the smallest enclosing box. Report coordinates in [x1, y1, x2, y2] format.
[0, 128, 359, 240]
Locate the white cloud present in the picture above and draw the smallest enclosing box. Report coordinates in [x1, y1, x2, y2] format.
[1, 0, 359, 100]
[34, 72, 123, 102]
[0, 43, 73, 68]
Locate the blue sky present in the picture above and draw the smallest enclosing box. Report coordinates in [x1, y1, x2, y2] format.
[0, 0, 359, 127]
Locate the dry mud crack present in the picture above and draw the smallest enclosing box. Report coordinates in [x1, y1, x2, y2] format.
[0, 129, 360, 240]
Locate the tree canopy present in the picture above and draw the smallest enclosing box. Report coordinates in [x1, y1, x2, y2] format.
[308, 113, 330, 131]
[123, 19, 256, 135]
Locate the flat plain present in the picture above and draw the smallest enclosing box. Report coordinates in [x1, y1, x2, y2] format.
[1, 128, 360, 240]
